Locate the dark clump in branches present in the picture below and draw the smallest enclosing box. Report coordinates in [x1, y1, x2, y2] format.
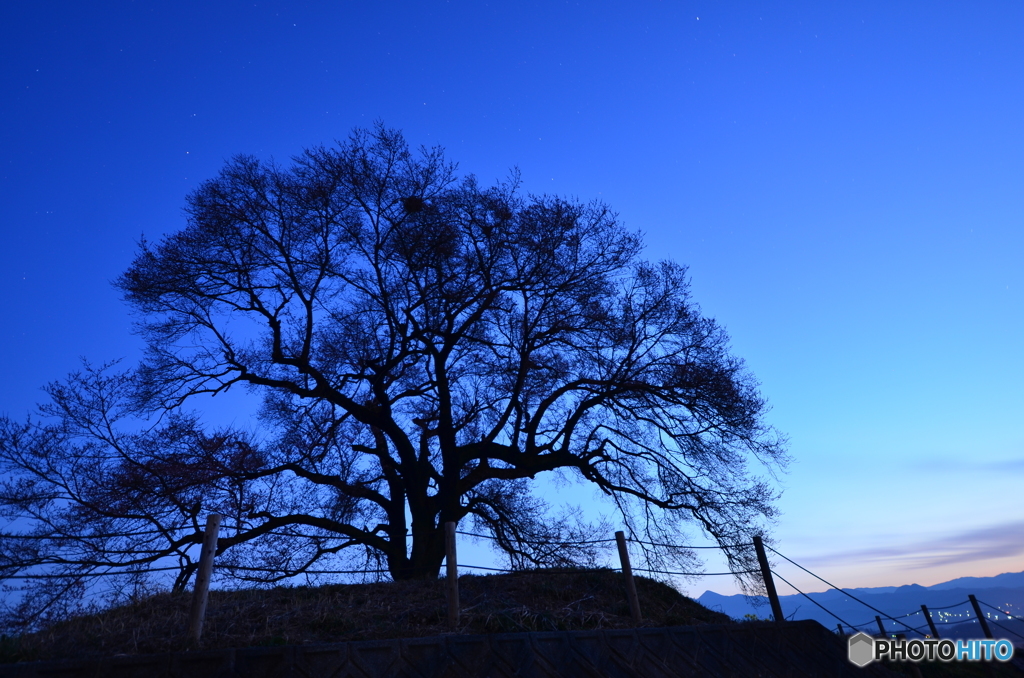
[0, 124, 787, 629]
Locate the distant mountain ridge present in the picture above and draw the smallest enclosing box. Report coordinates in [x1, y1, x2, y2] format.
[928, 571, 1024, 591]
[696, 570, 1024, 639]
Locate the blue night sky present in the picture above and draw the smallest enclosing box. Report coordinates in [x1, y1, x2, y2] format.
[2, 2, 1022, 597]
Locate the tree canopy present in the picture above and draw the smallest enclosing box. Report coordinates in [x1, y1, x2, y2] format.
[0, 125, 786, 626]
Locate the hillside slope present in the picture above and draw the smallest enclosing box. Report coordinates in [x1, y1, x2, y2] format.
[3, 568, 729, 663]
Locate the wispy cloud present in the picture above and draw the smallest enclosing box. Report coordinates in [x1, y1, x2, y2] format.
[798, 520, 1024, 570]
[911, 457, 1024, 475]
[985, 459, 1024, 473]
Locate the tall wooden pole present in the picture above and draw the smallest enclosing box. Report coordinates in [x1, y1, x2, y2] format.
[615, 531, 642, 623]
[445, 522, 459, 629]
[187, 514, 222, 643]
[752, 536, 784, 624]
[968, 595, 993, 639]
[921, 605, 940, 639]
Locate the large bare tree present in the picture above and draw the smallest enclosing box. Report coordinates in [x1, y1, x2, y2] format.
[0, 125, 786, 624]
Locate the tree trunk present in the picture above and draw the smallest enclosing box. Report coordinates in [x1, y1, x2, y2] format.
[389, 522, 446, 580]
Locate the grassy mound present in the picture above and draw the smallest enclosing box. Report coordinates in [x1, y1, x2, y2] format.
[2, 568, 731, 663]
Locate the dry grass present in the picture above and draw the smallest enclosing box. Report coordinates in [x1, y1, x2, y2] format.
[1, 568, 732, 663]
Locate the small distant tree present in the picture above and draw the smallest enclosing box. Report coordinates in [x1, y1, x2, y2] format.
[0, 125, 786, 625]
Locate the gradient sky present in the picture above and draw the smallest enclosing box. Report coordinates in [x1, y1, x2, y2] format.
[2, 2, 1022, 598]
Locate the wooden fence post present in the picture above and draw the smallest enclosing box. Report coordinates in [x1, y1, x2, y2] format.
[921, 605, 940, 639]
[187, 513, 222, 643]
[968, 595, 993, 639]
[614, 531, 642, 623]
[752, 536, 784, 624]
[445, 521, 459, 629]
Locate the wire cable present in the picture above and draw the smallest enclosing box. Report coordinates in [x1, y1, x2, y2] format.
[0, 530, 173, 540]
[768, 569, 857, 627]
[889, 610, 922, 620]
[976, 599, 1024, 622]
[926, 599, 972, 611]
[625, 539, 752, 550]
[934, 617, 973, 626]
[986, 618, 1024, 642]
[454, 530, 616, 545]
[633, 567, 760, 577]
[765, 545, 924, 634]
[843, 602, 973, 630]
[452, 564, 513, 573]
[0, 565, 184, 579]
[214, 564, 390, 575]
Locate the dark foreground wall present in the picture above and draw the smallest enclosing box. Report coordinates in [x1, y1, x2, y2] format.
[0, 620, 898, 678]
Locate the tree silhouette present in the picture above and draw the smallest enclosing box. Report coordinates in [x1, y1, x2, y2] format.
[0, 125, 786, 624]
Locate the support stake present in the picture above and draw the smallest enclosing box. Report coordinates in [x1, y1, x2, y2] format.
[968, 595, 993, 639]
[615, 531, 642, 623]
[921, 605, 940, 639]
[445, 521, 459, 629]
[187, 514, 222, 643]
[752, 536, 784, 624]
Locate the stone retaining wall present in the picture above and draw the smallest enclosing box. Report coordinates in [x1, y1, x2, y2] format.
[0, 620, 899, 677]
